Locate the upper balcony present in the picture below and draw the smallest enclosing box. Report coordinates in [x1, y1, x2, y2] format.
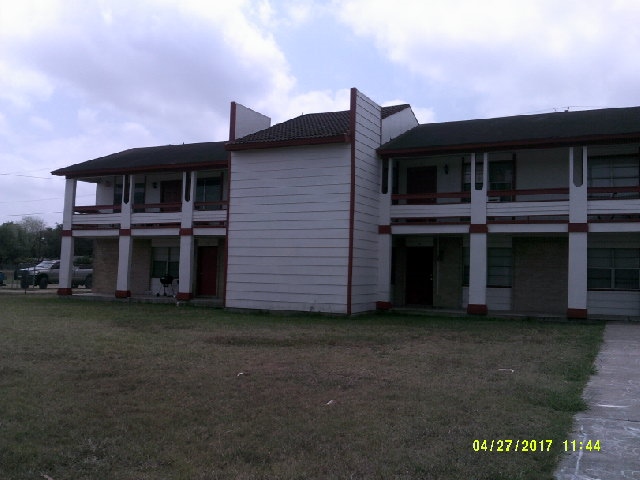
[386, 143, 640, 230]
[69, 169, 228, 232]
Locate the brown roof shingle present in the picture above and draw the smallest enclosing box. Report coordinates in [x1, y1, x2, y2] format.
[226, 104, 412, 150]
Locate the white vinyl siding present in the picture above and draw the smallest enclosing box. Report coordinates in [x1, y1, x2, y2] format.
[351, 91, 382, 313]
[226, 144, 352, 313]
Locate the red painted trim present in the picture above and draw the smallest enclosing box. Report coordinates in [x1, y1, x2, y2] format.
[568, 223, 588, 232]
[115, 290, 131, 298]
[469, 224, 489, 233]
[176, 292, 193, 301]
[225, 135, 350, 151]
[119, 229, 131, 236]
[376, 301, 392, 311]
[378, 133, 640, 159]
[61, 230, 73, 237]
[467, 304, 488, 315]
[567, 308, 588, 319]
[179, 228, 193, 236]
[346, 87, 358, 316]
[57, 288, 73, 296]
[229, 101, 237, 141]
[378, 225, 392, 234]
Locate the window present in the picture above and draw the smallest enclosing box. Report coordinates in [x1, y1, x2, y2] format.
[463, 162, 484, 193]
[588, 248, 640, 289]
[463, 160, 514, 201]
[588, 248, 640, 290]
[487, 247, 512, 287]
[114, 181, 145, 205]
[152, 247, 179, 278]
[196, 176, 222, 209]
[462, 246, 512, 287]
[588, 156, 639, 198]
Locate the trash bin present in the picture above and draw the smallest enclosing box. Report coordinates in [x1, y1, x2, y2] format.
[20, 270, 31, 289]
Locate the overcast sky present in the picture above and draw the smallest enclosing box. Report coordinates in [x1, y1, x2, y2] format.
[1, 0, 639, 226]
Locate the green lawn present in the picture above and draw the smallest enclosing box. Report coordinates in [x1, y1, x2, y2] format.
[0, 295, 603, 479]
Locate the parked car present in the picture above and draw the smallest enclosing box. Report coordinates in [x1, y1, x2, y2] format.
[20, 260, 93, 289]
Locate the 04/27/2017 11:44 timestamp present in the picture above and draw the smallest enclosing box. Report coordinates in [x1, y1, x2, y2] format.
[472, 439, 601, 452]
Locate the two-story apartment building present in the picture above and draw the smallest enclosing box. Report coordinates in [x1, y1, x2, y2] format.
[53, 89, 640, 318]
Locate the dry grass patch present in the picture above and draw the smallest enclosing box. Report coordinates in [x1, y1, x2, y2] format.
[0, 296, 603, 479]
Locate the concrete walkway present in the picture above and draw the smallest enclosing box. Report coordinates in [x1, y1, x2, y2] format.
[555, 322, 640, 480]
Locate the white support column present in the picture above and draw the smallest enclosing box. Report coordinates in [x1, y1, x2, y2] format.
[116, 175, 133, 298]
[181, 171, 195, 228]
[567, 146, 588, 318]
[567, 231, 588, 318]
[468, 153, 488, 314]
[58, 178, 76, 295]
[470, 153, 488, 226]
[468, 232, 488, 314]
[177, 171, 196, 301]
[376, 158, 393, 310]
[115, 234, 132, 298]
[120, 174, 132, 230]
[177, 233, 195, 301]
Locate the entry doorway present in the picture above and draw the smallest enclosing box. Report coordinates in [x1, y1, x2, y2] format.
[406, 166, 437, 204]
[196, 246, 218, 296]
[405, 247, 434, 305]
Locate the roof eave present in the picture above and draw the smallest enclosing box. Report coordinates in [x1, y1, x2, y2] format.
[378, 132, 640, 158]
[225, 134, 350, 151]
[52, 160, 229, 178]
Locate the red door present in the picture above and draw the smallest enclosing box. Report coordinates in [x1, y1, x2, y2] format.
[196, 246, 218, 296]
[405, 247, 434, 305]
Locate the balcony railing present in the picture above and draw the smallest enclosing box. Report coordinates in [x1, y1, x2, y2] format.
[72, 201, 228, 228]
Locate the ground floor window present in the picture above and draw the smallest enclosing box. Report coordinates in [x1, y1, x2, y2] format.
[152, 247, 179, 278]
[487, 247, 512, 287]
[462, 246, 512, 287]
[587, 248, 640, 289]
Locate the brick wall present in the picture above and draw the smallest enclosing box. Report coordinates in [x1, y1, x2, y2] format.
[131, 240, 151, 295]
[512, 237, 568, 314]
[93, 238, 118, 294]
[433, 237, 463, 309]
[93, 238, 151, 295]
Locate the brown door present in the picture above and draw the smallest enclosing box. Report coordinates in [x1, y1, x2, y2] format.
[196, 246, 218, 296]
[406, 166, 437, 204]
[161, 180, 182, 212]
[405, 247, 434, 305]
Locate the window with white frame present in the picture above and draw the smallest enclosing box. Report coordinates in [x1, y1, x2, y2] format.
[462, 246, 512, 287]
[152, 247, 179, 278]
[463, 160, 514, 201]
[487, 247, 512, 287]
[196, 176, 222, 209]
[587, 248, 640, 290]
[588, 156, 639, 198]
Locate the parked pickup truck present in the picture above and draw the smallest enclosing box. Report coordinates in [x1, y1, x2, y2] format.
[21, 260, 93, 289]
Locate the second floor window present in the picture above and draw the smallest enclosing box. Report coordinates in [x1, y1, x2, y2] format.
[588, 156, 639, 198]
[114, 181, 145, 205]
[196, 177, 222, 209]
[463, 160, 514, 201]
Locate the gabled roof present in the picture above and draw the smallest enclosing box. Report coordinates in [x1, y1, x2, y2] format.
[379, 106, 640, 157]
[226, 104, 411, 151]
[52, 141, 228, 178]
